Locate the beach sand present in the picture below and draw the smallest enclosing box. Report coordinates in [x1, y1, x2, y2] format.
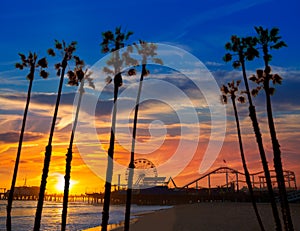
[110, 202, 300, 231]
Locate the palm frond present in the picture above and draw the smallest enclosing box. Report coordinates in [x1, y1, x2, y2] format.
[37, 58, 48, 68]
[40, 70, 49, 79]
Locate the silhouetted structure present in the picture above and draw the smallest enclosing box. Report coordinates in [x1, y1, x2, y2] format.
[6, 186, 39, 200]
[83, 167, 298, 205]
[1, 167, 297, 204]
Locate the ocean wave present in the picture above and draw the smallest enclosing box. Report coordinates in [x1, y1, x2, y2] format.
[0, 200, 172, 230]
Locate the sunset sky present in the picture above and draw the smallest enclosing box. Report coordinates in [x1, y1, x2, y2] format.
[0, 0, 299, 194]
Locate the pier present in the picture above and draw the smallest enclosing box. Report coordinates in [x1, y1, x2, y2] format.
[1, 167, 298, 205]
[0, 188, 6, 200]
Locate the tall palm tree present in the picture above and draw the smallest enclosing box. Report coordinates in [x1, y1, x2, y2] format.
[224, 35, 282, 231]
[124, 41, 163, 231]
[34, 40, 77, 231]
[221, 80, 265, 231]
[100, 27, 136, 231]
[6, 52, 48, 231]
[61, 57, 95, 231]
[251, 26, 293, 231]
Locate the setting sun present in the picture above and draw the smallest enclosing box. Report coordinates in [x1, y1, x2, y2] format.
[55, 174, 77, 193]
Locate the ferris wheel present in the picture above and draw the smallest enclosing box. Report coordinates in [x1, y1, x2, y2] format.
[125, 158, 158, 188]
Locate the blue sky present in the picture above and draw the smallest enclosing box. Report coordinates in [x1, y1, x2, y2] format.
[1, 0, 300, 69]
[1, 0, 300, 190]
[0, 0, 299, 127]
[1, 0, 300, 101]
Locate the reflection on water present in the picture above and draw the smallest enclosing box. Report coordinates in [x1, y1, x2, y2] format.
[0, 200, 171, 230]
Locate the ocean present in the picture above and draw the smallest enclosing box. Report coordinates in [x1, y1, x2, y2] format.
[0, 200, 172, 230]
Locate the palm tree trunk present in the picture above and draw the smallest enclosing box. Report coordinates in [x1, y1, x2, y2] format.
[6, 76, 34, 231]
[124, 64, 146, 231]
[101, 74, 120, 231]
[61, 81, 85, 231]
[231, 96, 265, 231]
[264, 80, 294, 231]
[240, 58, 282, 231]
[34, 59, 67, 231]
[262, 48, 294, 230]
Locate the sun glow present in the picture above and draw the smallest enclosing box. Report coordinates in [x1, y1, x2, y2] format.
[55, 174, 77, 193]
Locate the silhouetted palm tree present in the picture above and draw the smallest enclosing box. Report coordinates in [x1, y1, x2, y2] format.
[6, 52, 48, 231]
[34, 40, 77, 231]
[124, 41, 163, 231]
[100, 27, 136, 231]
[61, 57, 95, 231]
[224, 35, 282, 231]
[250, 26, 293, 231]
[221, 80, 265, 231]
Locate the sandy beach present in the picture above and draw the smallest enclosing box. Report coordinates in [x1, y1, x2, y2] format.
[109, 202, 300, 231]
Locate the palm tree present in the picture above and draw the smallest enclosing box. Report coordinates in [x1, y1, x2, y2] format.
[124, 41, 163, 231]
[100, 27, 136, 231]
[6, 52, 48, 231]
[221, 80, 265, 231]
[34, 40, 77, 231]
[251, 26, 293, 231]
[224, 35, 282, 231]
[61, 57, 95, 231]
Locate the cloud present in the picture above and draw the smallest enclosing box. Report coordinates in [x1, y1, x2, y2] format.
[0, 132, 44, 143]
[0, 60, 20, 66]
[205, 61, 224, 67]
[1, 63, 299, 190]
[271, 66, 300, 82]
[182, 0, 271, 30]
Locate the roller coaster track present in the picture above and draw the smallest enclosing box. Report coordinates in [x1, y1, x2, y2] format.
[179, 166, 297, 190]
